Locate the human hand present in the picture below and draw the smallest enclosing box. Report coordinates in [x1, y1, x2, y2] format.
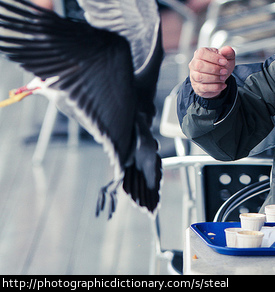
[189, 46, 235, 98]
[31, 0, 53, 10]
[186, 0, 212, 14]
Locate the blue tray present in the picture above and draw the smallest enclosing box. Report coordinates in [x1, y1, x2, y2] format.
[190, 222, 275, 256]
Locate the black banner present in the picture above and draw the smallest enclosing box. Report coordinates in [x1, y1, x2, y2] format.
[0, 275, 271, 290]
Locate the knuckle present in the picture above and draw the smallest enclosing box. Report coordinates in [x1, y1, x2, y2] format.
[194, 49, 200, 57]
[193, 60, 204, 72]
[213, 83, 224, 92]
[200, 84, 209, 93]
[190, 78, 197, 89]
[193, 72, 203, 82]
[211, 66, 220, 75]
[194, 47, 205, 59]
[209, 84, 219, 92]
[200, 83, 221, 94]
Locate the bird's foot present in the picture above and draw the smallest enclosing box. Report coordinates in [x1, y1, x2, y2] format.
[96, 179, 122, 219]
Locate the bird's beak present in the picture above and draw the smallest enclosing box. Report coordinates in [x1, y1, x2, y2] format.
[0, 85, 40, 108]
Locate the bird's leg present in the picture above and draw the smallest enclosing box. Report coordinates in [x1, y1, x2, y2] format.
[95, 181, 111, 217]
[96, 178, 122, 219]
[107, 189, 117, 220]
[0, 85, 40, 108]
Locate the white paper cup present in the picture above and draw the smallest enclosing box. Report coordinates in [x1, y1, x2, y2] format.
[265, 205, 275, 222]
[236, 230, 264, 248]
[224, 228, 243, 247]
[239, 213, 266, 231]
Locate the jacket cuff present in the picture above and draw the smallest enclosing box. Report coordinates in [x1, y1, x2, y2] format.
[196, 75, 237, 109]
[196, 75, 238, 122]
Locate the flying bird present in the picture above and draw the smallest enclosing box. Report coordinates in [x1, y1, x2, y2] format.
[0, 0, 164, 219]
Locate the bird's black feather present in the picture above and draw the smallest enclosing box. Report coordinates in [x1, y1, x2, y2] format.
[0, 1, 136, 162]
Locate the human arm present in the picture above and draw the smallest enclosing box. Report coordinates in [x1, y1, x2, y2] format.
[177, 47, 275, 161]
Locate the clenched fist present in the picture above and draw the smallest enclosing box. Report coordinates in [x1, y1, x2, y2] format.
[189, 46, 235, 98]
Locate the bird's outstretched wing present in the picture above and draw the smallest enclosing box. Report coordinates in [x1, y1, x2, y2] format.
[0, 0, 162, 218]
[77, 0, 160, 74]
[0, 0, 137, 165]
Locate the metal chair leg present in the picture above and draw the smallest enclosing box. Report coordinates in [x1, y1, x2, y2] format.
[32, 100, 58, 165]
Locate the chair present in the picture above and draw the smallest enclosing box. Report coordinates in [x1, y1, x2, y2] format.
[151, 213, 183, 275]
[213, 178, 270, 222]
[162, 155, 273, 222]
[159, 0, 196, 82]
[152, 155, 272, 274]
[198, 0, 275, 57]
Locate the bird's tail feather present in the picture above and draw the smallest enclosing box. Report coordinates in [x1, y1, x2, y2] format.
[123, 156, 161, 214]
[96, 113, 162, 219]
[123, 112, 162, 215]
[95, 152, 161, 219]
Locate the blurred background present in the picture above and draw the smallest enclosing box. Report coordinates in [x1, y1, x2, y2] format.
[0, 0, 274, 275]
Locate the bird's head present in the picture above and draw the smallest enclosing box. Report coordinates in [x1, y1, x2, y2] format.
[0, 77, 58, 108]
[0, 85, 40, 108]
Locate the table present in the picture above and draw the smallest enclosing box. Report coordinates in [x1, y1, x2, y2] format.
[184, 227, 275, 275]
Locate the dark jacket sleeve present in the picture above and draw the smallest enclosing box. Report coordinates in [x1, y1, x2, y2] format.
[177, 55, 275, 161]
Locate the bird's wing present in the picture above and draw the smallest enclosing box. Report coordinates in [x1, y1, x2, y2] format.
[0, 0, 163, 218]
[0, 0, 137, 172]
[77, 0, 160, 74]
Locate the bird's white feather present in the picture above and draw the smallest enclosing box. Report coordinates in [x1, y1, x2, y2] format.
[27, 77, 123, 181]
[77, 0, 160, 74]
